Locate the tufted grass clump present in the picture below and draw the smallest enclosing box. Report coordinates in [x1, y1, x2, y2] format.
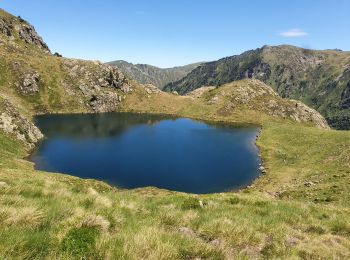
[181, 197, 202, 210]
[61, 227, 99, 258]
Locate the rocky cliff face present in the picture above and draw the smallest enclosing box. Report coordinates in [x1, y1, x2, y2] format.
[164, 45, 350, 129]
[0, 9, 50, 52]
[60, 59, 132, 113]
[0, 98, 43, 148]
[0, 9, 133, 115]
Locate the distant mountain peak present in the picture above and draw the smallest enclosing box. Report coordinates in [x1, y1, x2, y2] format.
[163, 45, 350, 129]
[106, 60, 203, 89]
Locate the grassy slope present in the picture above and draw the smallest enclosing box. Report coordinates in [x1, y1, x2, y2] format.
[1, 119, 350, 259]
[0, 9, 349, 259]
[0, 43, 84, 115]
[120, 80, 320, 128]
[164, 45, 350, 129]
[1, 82, 349, 258]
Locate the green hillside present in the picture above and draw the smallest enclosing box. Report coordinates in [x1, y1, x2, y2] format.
[0, 8, 349, 259]
[164, 45, 350, 129]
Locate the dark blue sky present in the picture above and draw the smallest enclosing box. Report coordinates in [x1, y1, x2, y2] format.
[1, 0, 349, 67]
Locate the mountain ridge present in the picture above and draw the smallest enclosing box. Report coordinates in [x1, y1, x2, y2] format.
[1, 8, 350, 259]
[107, 60, 202, 89]
[0, 9, 329, 148]
[164, 45, 350, 129]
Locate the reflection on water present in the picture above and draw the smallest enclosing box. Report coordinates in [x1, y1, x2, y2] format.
[30, 113, 261, 194]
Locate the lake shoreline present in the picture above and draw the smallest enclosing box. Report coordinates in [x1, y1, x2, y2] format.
[28, 112, 263, 194]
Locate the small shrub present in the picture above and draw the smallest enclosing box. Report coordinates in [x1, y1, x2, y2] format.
[325, 196, 335, 202]
[159, 213, 179, 227]
[82, 198, 94, 209]
[54, 52, 62, 57]
[319, 213, 329, 219]
[298, 250, 314, 259]
[19, 188, 42, 198]
[254, 200, 268, 207]
[181, 197, 201, 210]
[331, 221, 350, 236]
[228, 197, 240, 205]
[17, 16, 27, 23]
[261, 243, 277, 258]
[306, 225, 326, 234]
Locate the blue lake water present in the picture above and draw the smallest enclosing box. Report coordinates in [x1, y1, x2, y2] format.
[30, 113, 261, 194]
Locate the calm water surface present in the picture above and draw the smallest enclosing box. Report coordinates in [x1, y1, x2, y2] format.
[30, 113, 261, 193]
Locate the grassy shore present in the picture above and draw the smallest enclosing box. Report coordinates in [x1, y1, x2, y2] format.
[1, 110, 349, 259]
[0, 8, 349, 258]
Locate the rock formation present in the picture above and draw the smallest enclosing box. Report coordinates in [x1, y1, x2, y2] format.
[0, 98, 43, 147]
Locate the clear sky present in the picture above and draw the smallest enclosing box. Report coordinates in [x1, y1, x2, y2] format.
[1, 0, 349, 68]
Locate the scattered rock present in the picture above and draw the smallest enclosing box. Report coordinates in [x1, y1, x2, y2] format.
[199, 200, 204, 208]
[259, 166, 267, 174]
[89, 92, 120, 113]
[274, 191, 285, 198]
[144, 84, 161, 95]
[208, 96, 219, 104]
[265, 234, 274, 244]
[120, 85, 130, 93]
[304, 181, 315, 187]
[87, 187, 98, 196]
[289, 100, 330, 129]
[0, 181, 9, 188]
[178, 227, 196, 238]
[105, 65, 128, 89]
[0, 18, 12, 37]
[209, 239, 221, 247]
[172, 91, 179, 95]
[285, 237, 299, 247]
[186, 86, 216, 99]
[0, 99, 43, 147]
[15, 23, 50, 52]
[17, 72, 40, 95]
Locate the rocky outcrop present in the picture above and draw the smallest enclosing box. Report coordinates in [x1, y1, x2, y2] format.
[16, 23, 50, 52]
[164, 45, 350, 129]
[341, 81, 350, 109]
[186, 86, 216, 99]
[0, 18, 12, 37]
[61, 59, 131, 112]
[0, 99, 43, 148]
[144, 84, 162, 95]
[289, 101, 329, 129]
[89, 92, 120, 113]
[0, 11, 50, 53]
[188, 79, 330, 129]
[16, 72, 40, 95]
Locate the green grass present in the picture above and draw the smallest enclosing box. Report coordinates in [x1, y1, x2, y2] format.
[0, 66, 349, 258]
[0, 10, 349, 257]
[1, 119, 349, 258]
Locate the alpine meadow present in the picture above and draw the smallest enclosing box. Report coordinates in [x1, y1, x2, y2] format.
[0, 2, 350, 259]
